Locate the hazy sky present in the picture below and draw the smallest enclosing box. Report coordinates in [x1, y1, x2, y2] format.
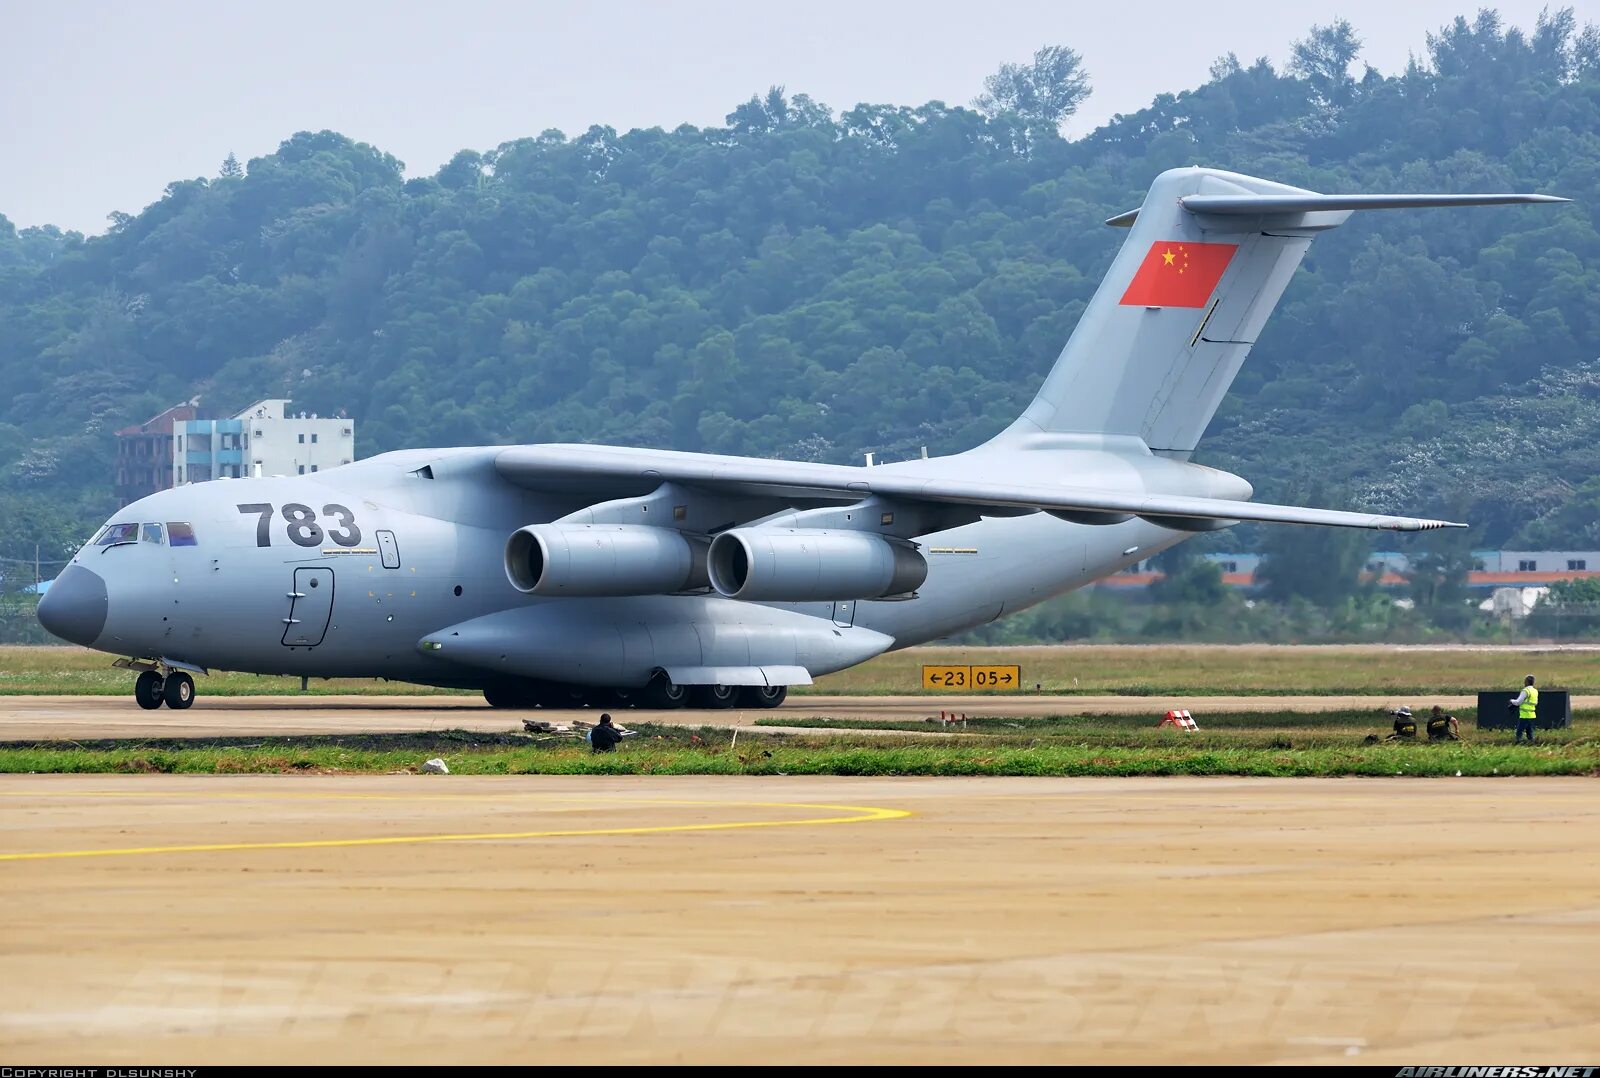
[2, 0, 1577, 234]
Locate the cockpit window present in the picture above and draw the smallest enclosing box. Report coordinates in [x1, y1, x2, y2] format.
[141, 523, 165, 545]
[95, 523, 139, 547]
[167, 522, 198, 547]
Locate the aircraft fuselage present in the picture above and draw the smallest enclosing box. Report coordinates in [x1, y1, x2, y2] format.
[43, 446, 1181, 692]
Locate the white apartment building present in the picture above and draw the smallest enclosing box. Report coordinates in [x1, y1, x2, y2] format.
[173, 399, 355, 484]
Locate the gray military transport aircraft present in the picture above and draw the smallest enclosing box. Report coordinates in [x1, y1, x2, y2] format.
[38, 167, 1567, 711]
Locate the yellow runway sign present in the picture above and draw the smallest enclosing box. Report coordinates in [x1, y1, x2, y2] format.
[922, 664, 1022, 690]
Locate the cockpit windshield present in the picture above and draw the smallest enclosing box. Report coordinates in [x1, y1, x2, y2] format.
[94, 523, 139, 547]
[141, 523, 165, 545]
[167, 522, 198, 547]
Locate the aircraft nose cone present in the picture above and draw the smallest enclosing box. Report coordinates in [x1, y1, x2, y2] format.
[37, 565, 109, 646]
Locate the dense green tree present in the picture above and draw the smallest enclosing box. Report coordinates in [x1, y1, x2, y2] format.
[1515, 475, 1600, 547]
[972, 45, 1091, 128]
[1543, 576, 1600, 604]
[1404, 526, 1479, 629]
[1149, 556, 1229, 606]
[1289, 19, 1363, 108]
[1256, 488, 1374, 605]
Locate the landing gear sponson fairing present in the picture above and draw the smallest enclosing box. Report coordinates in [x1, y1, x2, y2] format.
[37, 168, 1568, 710]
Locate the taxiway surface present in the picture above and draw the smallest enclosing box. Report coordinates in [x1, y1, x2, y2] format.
[2, 774, 1596, 1064]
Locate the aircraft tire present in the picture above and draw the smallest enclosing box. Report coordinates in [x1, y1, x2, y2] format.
[641, 677, 687, 709]
[690, 684, 738, 709]
[134, 670, 165, 710]
[605, 687, 639, 708]
[162, 671, 195, 710]
[483, 684, 528, 709]
[737, 685, 788, 709]
[544, 683, 596, 709]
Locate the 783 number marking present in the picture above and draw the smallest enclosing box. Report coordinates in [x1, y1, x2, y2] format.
[237, 503, 362, 548]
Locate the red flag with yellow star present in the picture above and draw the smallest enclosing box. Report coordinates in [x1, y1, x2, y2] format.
[1118, 241, 1238, 308]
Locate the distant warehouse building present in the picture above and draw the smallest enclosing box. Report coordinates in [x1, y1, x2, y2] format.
[175, 399, 354, 483]
[1097, 551, 1600, 591]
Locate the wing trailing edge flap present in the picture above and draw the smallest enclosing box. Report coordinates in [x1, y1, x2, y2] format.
[495, 446, 1462, 533]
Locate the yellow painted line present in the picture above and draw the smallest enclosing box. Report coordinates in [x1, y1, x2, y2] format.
[0, 800, 911, 862]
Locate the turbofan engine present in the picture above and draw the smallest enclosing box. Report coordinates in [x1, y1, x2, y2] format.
[505, 523, 708, 596]
[707, 528, 926, 602]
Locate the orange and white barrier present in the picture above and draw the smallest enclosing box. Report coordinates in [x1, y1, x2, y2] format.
[1158, 709, 1198, 731]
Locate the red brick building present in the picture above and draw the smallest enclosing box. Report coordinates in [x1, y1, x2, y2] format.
[114, 403, 200, 506]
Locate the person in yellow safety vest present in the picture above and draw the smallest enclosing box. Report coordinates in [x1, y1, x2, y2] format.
[1509, 675, 1539, 744]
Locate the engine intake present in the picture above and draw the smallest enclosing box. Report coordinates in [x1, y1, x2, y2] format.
[505, 524, 707, 596]
[707, 528, 927, 602]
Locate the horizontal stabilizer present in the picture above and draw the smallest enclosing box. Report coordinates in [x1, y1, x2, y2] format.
[1106, 191, 1568, 226]
[1181, 192, 1570, 215]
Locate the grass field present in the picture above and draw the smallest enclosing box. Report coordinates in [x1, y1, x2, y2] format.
[804, 644, 1600, 696]
[759, 707, 1532, 737]
[3, 712, 1593, 777]
[0, 646, 471, 696]
[3, 643, 1598, 697]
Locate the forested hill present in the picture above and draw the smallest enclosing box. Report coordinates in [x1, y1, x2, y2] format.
[2, 9, 1598, 562]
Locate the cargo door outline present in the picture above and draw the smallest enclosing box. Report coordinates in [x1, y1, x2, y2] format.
[376, 530, 401, 569]
[282, 567, 335, 646]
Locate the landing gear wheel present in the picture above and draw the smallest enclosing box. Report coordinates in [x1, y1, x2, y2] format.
[162, 671, 195, 709]
[690, 684, 738, 709]
[641, 676, 687, 709]
[134, 670, 165, 710]
[546, 683, 595, 709]
[604, 687, 639, 708]
[737, 685, 788, 709]
[484, 684, 528, 709]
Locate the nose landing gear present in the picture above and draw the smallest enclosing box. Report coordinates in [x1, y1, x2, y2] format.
[124, 660, 198, 710]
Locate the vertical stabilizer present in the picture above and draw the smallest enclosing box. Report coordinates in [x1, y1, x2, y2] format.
[996, 167, 1329, 456]
[993, 167, 1565, 457]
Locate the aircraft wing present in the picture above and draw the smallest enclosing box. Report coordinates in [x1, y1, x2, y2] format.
[495, 445, 1462, 532]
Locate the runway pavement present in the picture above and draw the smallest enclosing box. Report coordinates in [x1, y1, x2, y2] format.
[2, 691, 1572, 741]
[2, 774, 1596, 1064]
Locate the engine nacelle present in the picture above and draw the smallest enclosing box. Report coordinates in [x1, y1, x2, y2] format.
[505, 524, 707, 596]
[707, 528, 927, 602]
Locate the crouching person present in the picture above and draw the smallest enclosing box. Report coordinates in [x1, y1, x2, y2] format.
[588, 713, 624, 753]
[1383, 707, 1418, 741]
[1426, 705, 1462, 741]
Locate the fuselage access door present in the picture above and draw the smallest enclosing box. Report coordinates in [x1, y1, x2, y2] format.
[282, 566, 335, 647]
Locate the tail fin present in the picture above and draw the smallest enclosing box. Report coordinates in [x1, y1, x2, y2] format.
[995, 166, 1566, 457]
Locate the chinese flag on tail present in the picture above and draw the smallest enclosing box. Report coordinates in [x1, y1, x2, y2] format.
[1118, 241, 1237, 308]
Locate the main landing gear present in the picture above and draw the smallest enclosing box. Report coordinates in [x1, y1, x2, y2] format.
[128, 663, 196, 710]
[482, 676, 787, 711]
